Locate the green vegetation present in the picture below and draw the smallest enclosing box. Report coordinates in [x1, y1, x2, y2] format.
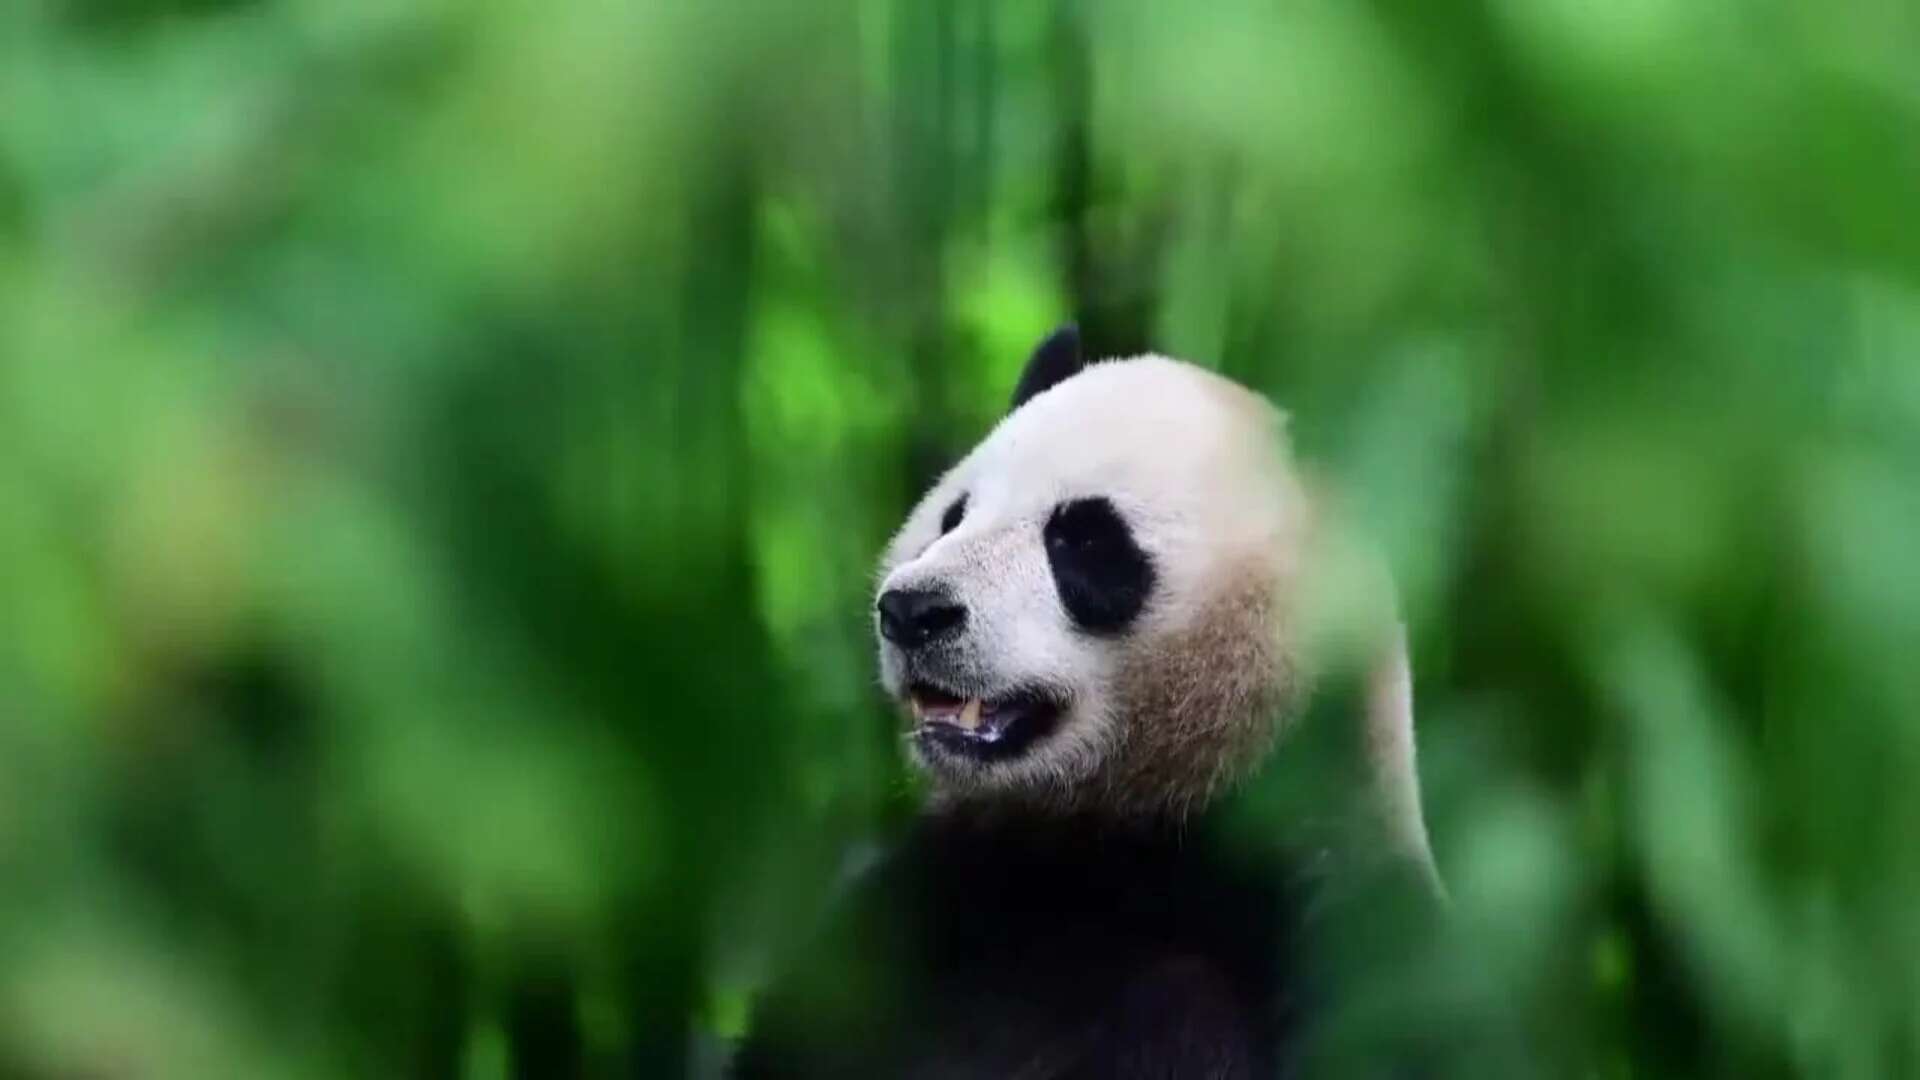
[3, 1, 1918, 1076]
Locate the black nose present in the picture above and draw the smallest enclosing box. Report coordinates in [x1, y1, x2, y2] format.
[877, 588, 968, 648]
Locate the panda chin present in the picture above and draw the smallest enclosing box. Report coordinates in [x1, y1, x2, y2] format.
[907, 682, 1063, 763]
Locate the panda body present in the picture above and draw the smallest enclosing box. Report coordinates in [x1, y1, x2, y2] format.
[735, 330, 1445, 1078]
[736, 808, 1306, 1078]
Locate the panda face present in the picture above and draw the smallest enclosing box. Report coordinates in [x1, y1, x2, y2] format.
[875, 349, 1310, 815]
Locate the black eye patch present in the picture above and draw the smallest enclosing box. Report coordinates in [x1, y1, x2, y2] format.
[939, 495, 967, 534]
[1043, 497, 1155, 635]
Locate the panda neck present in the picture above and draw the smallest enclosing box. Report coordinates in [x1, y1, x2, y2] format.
[912, 784, 1343, 915]
[924, 771, 1263, 850]
[917, 795, 1244, 869]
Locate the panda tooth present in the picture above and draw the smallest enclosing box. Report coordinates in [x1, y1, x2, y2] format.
[958, 698, 983, 731]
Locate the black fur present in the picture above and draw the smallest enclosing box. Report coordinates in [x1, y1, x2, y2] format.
[1045, 497, 1156, 635]
[732, 813, 1309, 1078]
[1009, 325, 1086, 412]
[732, 744, 1473, 1079]
[939, 495, 967, 534]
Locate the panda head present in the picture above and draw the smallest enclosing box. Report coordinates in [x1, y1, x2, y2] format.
[875, 328, 1318, 820]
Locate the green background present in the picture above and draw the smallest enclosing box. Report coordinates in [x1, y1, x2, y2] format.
[4, 0, 1919, 1076]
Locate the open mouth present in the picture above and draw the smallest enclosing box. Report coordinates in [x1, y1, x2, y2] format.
[907, 682, 1064, 762]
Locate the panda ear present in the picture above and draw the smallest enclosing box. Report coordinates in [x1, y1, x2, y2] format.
[1008, 324, 1085, 413]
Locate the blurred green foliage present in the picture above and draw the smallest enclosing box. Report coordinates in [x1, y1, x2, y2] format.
[3, 0, 1919, 1076]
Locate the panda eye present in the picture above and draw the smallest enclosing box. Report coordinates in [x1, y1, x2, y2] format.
[1043, 497, 1156, 635]
[939, 495, 967, 534]
[1046, 500, 1112, 551]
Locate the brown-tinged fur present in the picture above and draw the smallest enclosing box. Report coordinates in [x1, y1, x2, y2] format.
[1098, 561, 1303, 819]
[923, 556, 1304, 824]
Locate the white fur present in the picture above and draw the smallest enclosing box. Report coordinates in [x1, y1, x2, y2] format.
[875, 355, 1440, 885]
[1368, 623, 1446, 897]
[878, 359, 1297, 792]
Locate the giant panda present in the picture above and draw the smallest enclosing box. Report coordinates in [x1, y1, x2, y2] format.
[734, 328, 1453, 1078]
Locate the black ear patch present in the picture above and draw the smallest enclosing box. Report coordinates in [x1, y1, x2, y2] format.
[1044, 497, 1155, 635]
[1008, 325, 1085, 413]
